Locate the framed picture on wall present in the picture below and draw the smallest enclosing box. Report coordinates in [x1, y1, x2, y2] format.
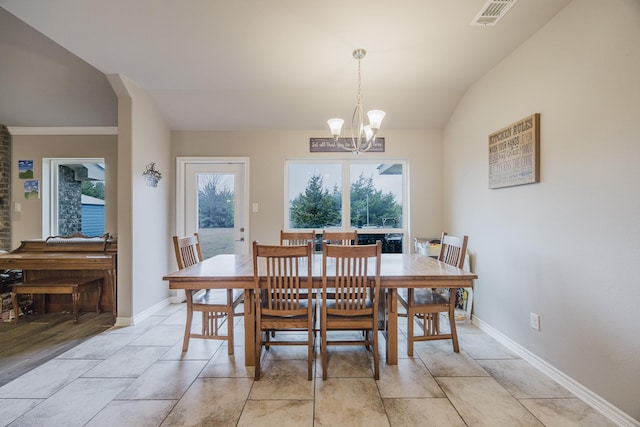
[18, 160, 34, 179]
[24, 180, 39, 200]
[488, 113, 540, 189]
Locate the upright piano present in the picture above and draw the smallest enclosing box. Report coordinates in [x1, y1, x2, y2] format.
[0, 234, 117, 316]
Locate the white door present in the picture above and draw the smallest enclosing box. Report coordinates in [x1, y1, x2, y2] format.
[179, 159, 249, 257]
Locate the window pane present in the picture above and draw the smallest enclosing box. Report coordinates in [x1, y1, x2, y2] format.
[287, 163, 342, 229]
[349, 163, 403, 229]
[58, 162, 106, 237]
[197, 173, 235, 258]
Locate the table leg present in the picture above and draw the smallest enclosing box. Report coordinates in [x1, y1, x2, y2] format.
[244, 289, 255, 366]
[386, 288, 398, 364]
[182, 290, 194, 352]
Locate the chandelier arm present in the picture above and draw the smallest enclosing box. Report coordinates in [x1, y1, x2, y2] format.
[351, 103, 364, 152]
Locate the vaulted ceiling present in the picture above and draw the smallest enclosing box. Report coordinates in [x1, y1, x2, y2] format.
[0, 0, 572, 131]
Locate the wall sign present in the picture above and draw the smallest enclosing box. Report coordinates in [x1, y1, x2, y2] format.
[488, 113, 540, 189]
[310, 137, 385, 153]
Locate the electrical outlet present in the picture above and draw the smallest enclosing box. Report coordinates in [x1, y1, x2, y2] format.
[530, 312, 541, 331]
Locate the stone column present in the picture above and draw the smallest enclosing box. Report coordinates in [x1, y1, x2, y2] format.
[0, 125, 10, 251]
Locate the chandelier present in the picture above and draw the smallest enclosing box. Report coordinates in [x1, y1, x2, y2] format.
[327, 48, 385, 154]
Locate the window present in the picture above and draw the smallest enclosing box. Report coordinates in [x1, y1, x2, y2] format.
[42, 158, 106, 237]
[285, 160, 407, 252]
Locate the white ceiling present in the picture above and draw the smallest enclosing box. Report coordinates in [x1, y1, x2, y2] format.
[1, 0, 572, 131]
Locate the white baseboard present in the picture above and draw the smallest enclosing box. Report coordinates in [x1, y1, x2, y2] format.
[113, 298, 172, 327]
[472, 316, 639, 427]
[170, 289, 185, 304]
[113, 316, 133, 327]
[133, 298, 171, 324]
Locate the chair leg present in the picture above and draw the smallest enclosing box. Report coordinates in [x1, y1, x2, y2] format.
[10, 292, 19, 324]
[449, 298, 460, 353]
[227, 290, 234, 355]
[72, 290, 80, 323]
[96, 282, 102, 314]
[372, 327, 379, 380]
[182, 290, 194, 352]
[407, 290, 414, 357]
[321, 325, 328, 380]
[255, 329, 262, 380]
[307, 326, 313, 381]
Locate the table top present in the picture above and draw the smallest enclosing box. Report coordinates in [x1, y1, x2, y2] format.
[164, 253, 477, 290]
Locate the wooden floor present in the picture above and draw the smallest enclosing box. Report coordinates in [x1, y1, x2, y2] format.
[0, 311, 115, 386]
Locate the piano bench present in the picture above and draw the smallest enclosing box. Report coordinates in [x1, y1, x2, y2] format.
[10, 277, 103, 324]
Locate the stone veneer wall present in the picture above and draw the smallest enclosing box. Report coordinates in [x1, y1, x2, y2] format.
[57, 165, 82, 236]
[0, 125, 10, 251]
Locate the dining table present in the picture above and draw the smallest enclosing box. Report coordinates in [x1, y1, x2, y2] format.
[163, 252, 477, 366]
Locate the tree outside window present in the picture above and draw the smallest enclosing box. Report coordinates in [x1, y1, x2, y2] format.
[286, 161, 405, 233]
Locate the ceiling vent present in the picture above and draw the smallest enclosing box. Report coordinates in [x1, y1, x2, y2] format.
[471, 0, 518, 26]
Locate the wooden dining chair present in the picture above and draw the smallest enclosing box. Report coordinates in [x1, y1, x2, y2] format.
[321, 241, 382, 380]
[172, 233, 243, 354]
[279, 230, 318, 303]
[398, 232, 468, 355]
[253, 241, 315, 380]
[322, 230, 358, 246]
[280, 230, 315, 246]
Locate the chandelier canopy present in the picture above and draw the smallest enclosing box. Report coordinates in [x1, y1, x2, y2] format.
[327, 49, 385, 154]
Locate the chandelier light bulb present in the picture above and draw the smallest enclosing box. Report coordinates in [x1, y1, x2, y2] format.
[367, 110, 385, 131]
[363, 125, 373, 142]
[327, 118, 344, 139]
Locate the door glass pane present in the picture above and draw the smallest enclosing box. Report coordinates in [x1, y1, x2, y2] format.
[349, 163, 403, 229]
[197, 173, 235, 258]
[287, 163, 342, 229]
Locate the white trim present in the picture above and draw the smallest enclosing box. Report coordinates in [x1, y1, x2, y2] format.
[284, 159, 409, 252]
[170, 290, 185, 304]
[113, 297, 172, 327]
[113, 316, 134, 327]
[472, 316, 640, 427]
[7, 127, 117, 136]
[133, 298, 171, 325]
[175, 156, 250, 251]
[42, 158, 105, 238]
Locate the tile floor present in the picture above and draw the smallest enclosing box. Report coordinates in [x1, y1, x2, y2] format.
[0, 303, 616, 426]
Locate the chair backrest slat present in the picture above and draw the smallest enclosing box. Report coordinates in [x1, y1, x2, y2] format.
[253, 242, 313, 315]
[280, 230, 315, 246]
[173, 233, 204, 270]
[322, 230, 357, 246]
[438, 232, 468, 269]
[323, 242, 381, 314]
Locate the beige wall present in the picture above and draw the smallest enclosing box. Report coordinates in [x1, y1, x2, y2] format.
[444, 0, 640, 421]
[109, 75, 172, 323]
[170, 129, 444, 247]
[9, 134, 117, 249]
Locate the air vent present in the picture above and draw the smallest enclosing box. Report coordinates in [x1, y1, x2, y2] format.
[471, 0, 518, 26]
